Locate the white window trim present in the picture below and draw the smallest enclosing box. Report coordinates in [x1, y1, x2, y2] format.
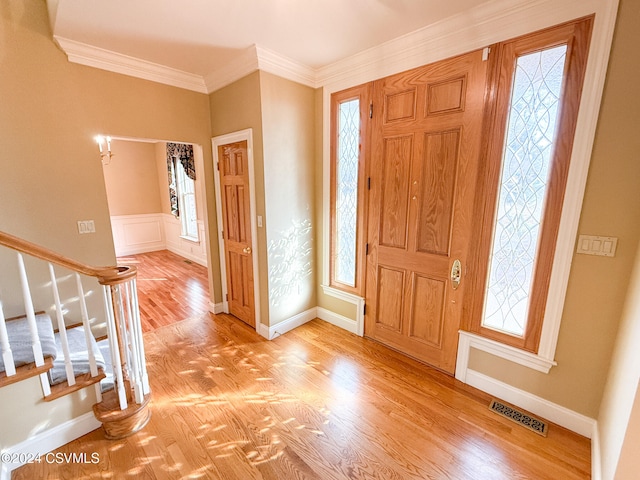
[321, 285, 364, 337]
[174, 157, 199, 242]
[179, 234, 199, 243]
[321, 0, 619, 372]
[456, 331, 557, 377]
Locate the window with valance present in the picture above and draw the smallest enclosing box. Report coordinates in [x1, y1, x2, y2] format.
[167, 142, 198, 240]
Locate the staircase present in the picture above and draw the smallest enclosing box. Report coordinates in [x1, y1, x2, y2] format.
[0, 231, 151, 468]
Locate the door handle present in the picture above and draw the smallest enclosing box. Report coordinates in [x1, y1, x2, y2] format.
[243, 246, 252, 254]
[451, 259, 461, 290]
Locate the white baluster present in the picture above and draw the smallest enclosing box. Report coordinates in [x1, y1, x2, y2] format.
[49, 263, 75, 386]
[17, 253, 50, 396]
[0, 297, 16, 376]
[123, 281, 143, 404]
[103, 285, 127, 410]
[75, 273, 101, 402]
[130, 278, 150, 395]
[129, 278, 149, 395]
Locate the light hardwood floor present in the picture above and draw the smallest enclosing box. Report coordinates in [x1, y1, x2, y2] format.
[15, 313, 591, 479]
[117, 250, 210, 332]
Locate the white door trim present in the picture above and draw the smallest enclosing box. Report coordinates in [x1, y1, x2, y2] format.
[212, 129, 261, 330]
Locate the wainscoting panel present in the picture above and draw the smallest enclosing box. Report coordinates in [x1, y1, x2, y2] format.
[110, 214, 207, 267]
[111, 214, 165, 256]
[162, 214, 207, 266]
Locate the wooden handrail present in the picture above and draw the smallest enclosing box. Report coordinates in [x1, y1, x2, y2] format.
[0, 231, 135, 285]
[0, 229, 150, 438]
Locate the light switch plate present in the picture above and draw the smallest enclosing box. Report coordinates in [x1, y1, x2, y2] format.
[77, 220, 96, 234]
[576, 235, 617, 257]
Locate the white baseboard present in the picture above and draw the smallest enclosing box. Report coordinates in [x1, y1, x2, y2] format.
[165, 245, 207, 267]
[209, 302, 225, 314]
[257, 322, 270, 339]
[162, 214, 208, 266]
[317, 307, 359, 335]
[465, 369, 596, 438]
[0, 412, 101, 479]
[260, 308, 318, 340]
[320, 286, 364, 336]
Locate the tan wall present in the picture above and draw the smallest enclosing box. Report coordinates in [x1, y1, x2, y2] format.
[259, 71, 317, 325]
[209, 72, 317, 327]
[598, 238, 640, 479]
[102, 140, 162, 216]
[0, 0, 215, 449]
[209, 71, 266, 323]
[0, 375, 98, 448]
[614, 383, 640, 480]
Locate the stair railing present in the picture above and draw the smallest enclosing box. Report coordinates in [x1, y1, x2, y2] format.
[0, 230, 151, 438]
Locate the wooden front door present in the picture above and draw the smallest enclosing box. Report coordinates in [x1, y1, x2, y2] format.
[218, 141, 255, 327]
[365, 49, 488, 374]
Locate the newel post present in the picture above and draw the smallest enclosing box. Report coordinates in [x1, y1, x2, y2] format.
[93, 265, 151, 439]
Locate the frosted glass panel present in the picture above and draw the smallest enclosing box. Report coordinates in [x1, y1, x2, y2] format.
[335, 99, 360, 286]
[482, 45, 567, 336]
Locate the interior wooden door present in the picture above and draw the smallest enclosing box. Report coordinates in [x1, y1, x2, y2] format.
[218, 141, 255, 327]
[365, 49, 488, 374]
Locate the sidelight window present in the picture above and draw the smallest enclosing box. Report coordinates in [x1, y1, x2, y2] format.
[329, 85, 370, 295]
[470, 18, 593, 354]
[482, 46, 567, 337]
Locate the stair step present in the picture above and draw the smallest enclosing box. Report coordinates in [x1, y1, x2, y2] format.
[52, 321, 84, 334]
[0, 357, 54, 388]
[45, 369, 107, 402]
[0, 313, 57, 375]
[49, 326, 106, 386]
[2, 314, 111, 402]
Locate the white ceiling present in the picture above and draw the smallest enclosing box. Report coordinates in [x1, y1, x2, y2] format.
[48, 0, 491, 92]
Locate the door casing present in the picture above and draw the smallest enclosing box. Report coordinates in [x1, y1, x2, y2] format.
[212, 129, 261, 330]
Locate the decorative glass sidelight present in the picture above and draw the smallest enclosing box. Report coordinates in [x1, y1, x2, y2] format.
[335, 98, 360, 286]
[482, 45, 568, 336]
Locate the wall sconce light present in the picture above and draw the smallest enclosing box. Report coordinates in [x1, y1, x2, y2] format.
[95, 135, 113, 165]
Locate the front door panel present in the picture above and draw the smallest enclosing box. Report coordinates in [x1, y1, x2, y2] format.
[365, 50, 488, 374]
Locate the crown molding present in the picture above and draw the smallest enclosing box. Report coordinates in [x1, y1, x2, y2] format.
[255, 46, 317, 88]
[204, 45, 317, 93]
[53, 36, 316, 94]
[53, 36, 208, 94]
[53, 0, 612, 95]
[316, 0, 608, 89]
[203, 45, 260, 93]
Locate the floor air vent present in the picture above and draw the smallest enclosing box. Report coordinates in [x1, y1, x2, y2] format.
[489, 399, 548, 437]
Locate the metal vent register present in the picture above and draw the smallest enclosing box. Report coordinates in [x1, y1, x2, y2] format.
[489, 399, 548, 437]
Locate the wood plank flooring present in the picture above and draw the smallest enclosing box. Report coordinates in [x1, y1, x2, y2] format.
[117, 250, 210, 332]
[14, 314, 591, 479]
